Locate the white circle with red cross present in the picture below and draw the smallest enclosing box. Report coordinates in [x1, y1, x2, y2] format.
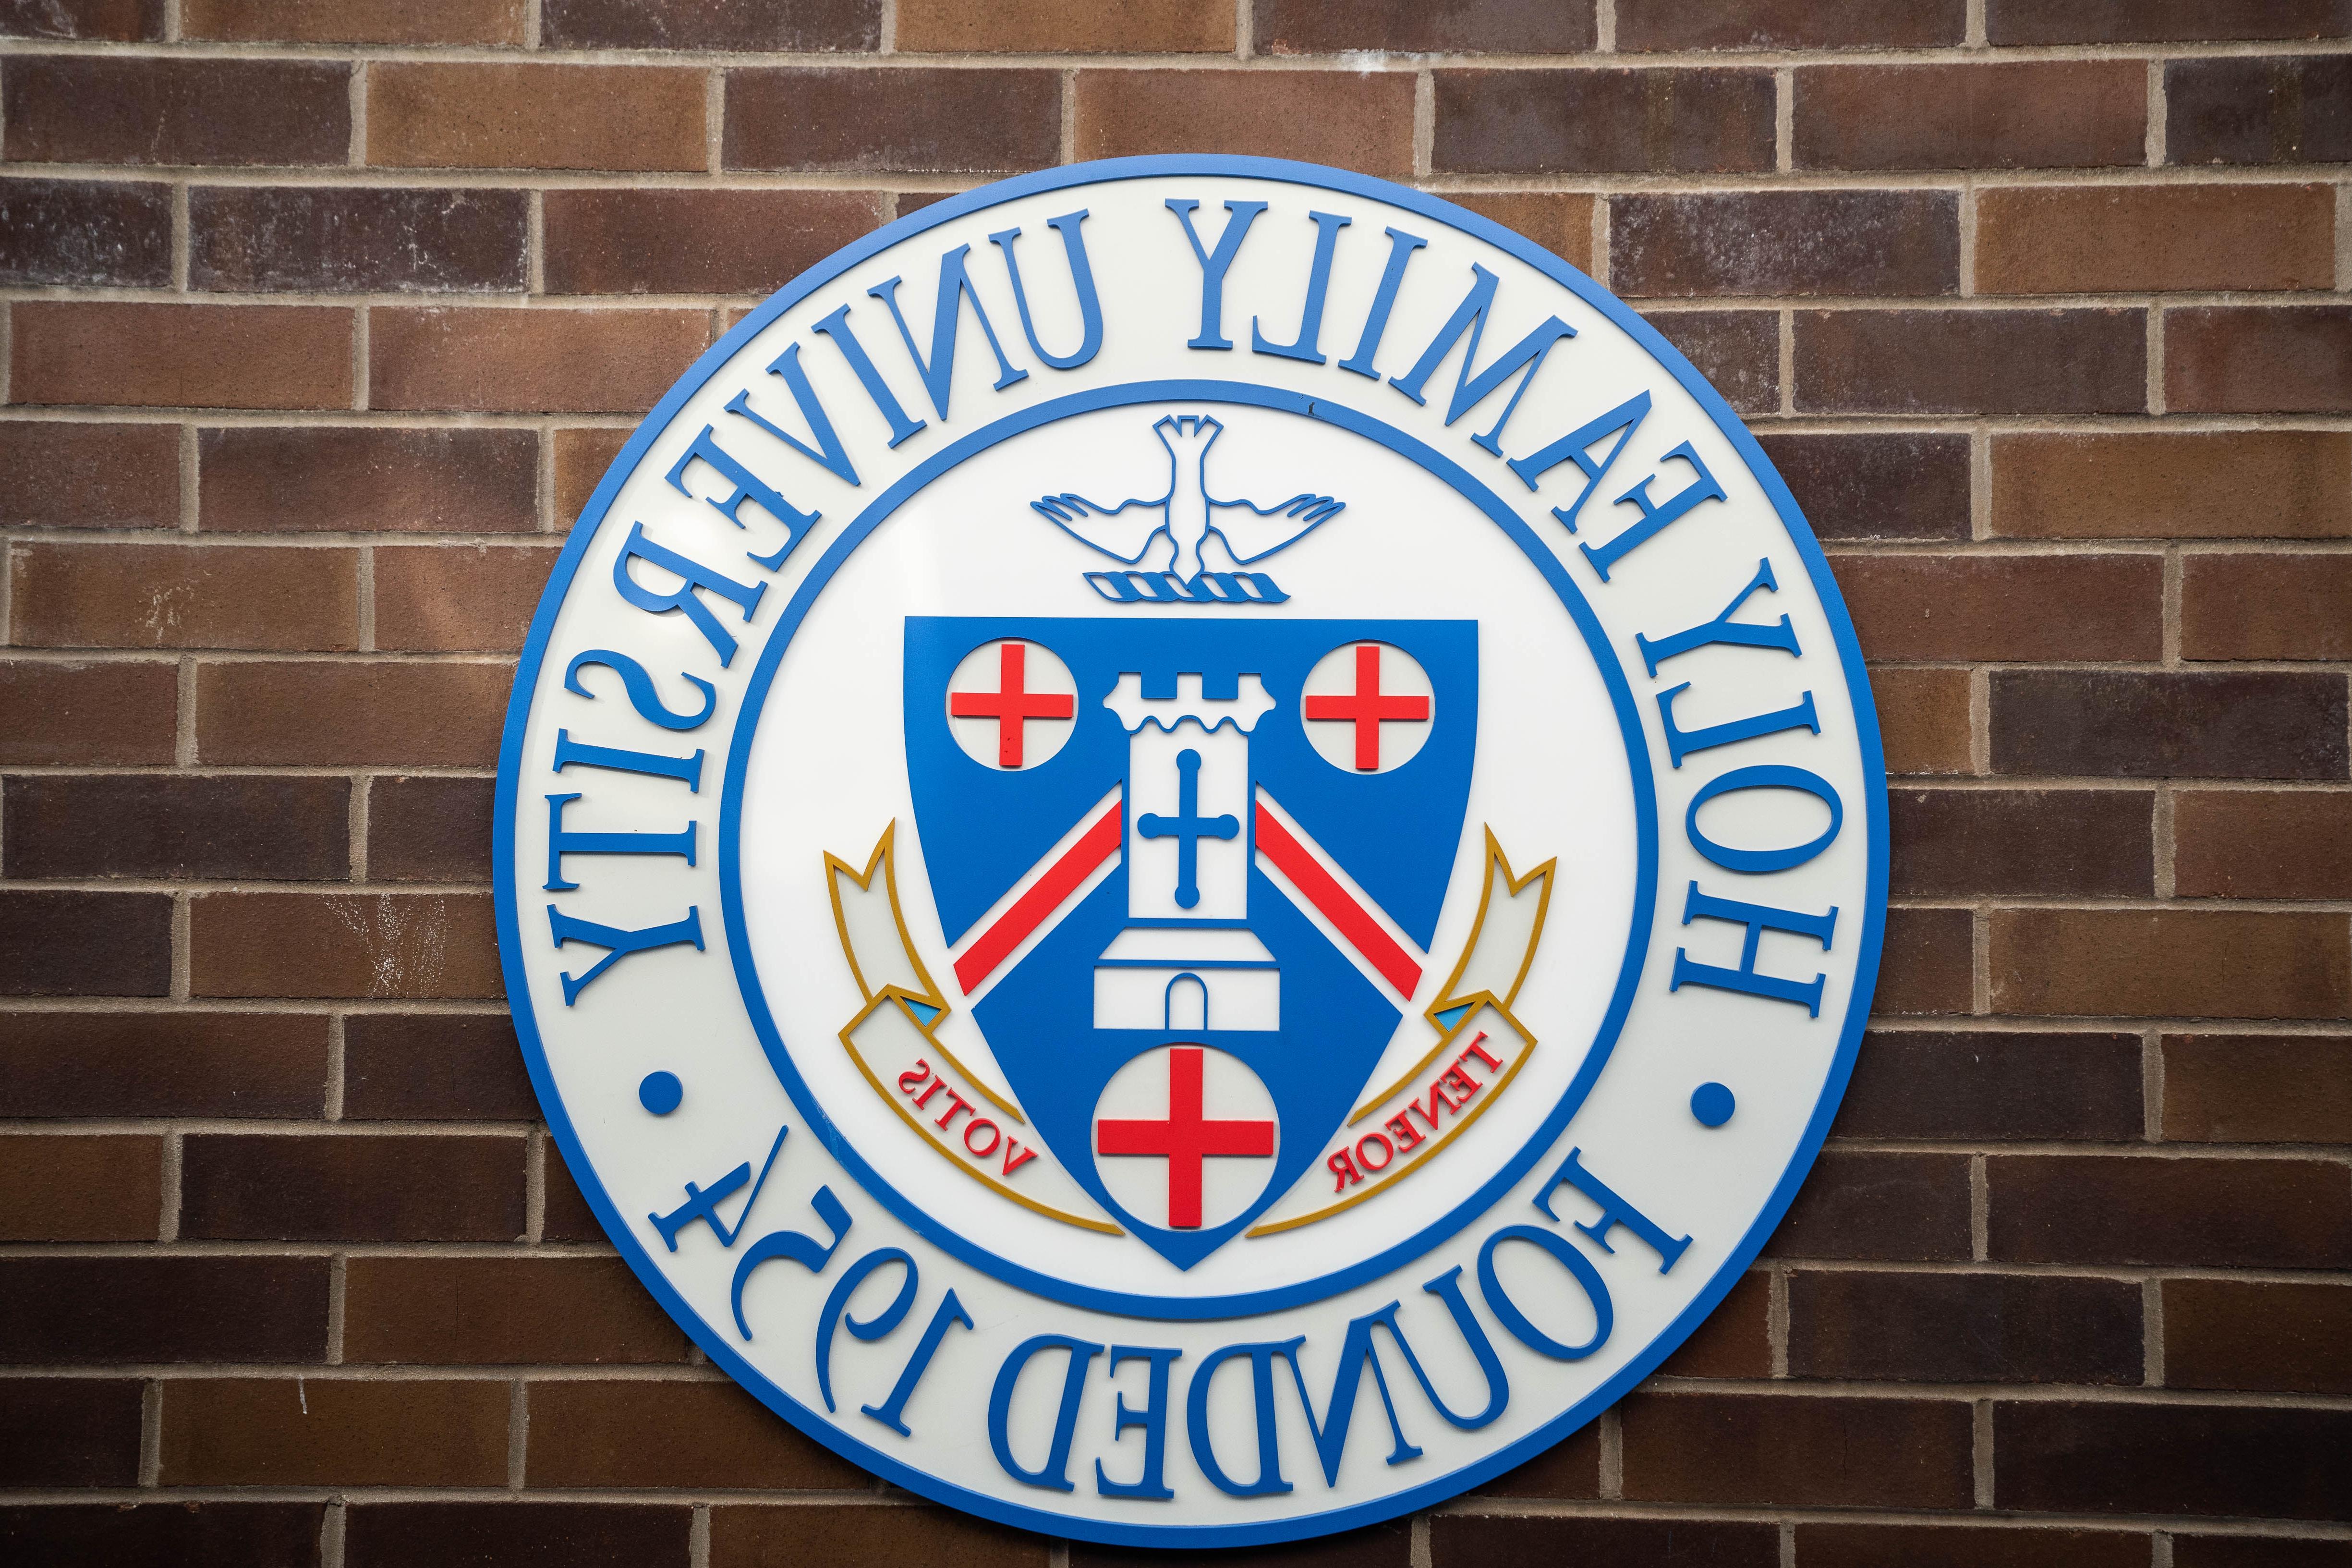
[945, 638, 1079, 770]
[1300, 640, 1435, 774]
[1092, 1044, 1281, 1232]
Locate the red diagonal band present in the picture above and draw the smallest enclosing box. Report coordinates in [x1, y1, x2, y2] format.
[1253, 802, 1422, 997]
[953, 804, 1123, 995]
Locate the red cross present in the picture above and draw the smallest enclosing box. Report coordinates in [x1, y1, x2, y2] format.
[950, 641, 1073, 768]
[1096, 1047, 1276, 1229]
[1303, 644, 1430, 771]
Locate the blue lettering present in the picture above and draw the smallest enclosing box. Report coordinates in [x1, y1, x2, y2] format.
[1658, 684, 1820, 768]
[990, 1335, 1103, 1493]
[1635, 558, 1800, 677]
[1506, 391, 1650, 534]
[1251, 209, 1351, 365]
[1094, 1345, 1182, 1500]
[1167, 198, 1268, 350]
[812, 304, 927, 448]
[648, 1125, 788, 1252]
[553, 729, 703, 792]
[729, 1184, 852, 1340]
[1185, 1340, 1293, 1497]
[1396, 1267, 1511, 1429]
[990, 211, 1104, 371]
[663, 424, 819, 571]
[1478, 1225, 1613, 1360]
[1336, 226, 1428, 379]
[1580, 439, 1729, 582]
[863, 1288, 973, 1436]
[1687, 765, 1844, 875]
[725, 341, 861, 486]
[1277, 1305, 1424, 1486]
[611, 522, 765, 668]
[562, 648, 716, 732]
[1389, 264, 1576, 456]
[1671, 883, 1839, 1016]
[870, 244, 1030, 419]
[1533, 1147, 1692, 1272]
[814, 1247, 917, 1413]
[544, 793, 694, 891]
[545, 903, 704, 1005]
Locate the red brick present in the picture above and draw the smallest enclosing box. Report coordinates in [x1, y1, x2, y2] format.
[373, 543, 560, 652]
[1795, 308, 2145, 414]
[2175, 790, 2352, 899]
[530, 1379, 869, 1488]
[1257, 0, 1588, 53]
[0, 1134, 161, 1240]
[1869, 667, 1972, 777]
[1891, 788, 2154, 898]
[0, 1010, 327, 1119]
[0, 422, 179, 529]
[547, 0, 876, 49]
[1077, 69, 1416, 177]
[1991, 432, 2352, 540]
[1994, 908, 2349, 1021]
[1990, 1154, 2352, 1267]
[367, 775, 495, 884]
[1991, 670, 2348, 781]
[0, 1255, 328, 1362]
[1873, 904, 1975, 1015]
[371, 306, 709, 414]
[185, 0, 524, 42]
[191, 890, 503, 1000]
[344, 1256, 688, 1364]
[3, 774, 349, 881]
[1977, 185, 2335, 295]
[0, 56, 350, 167]
[2163, 1033, 2352, 1145]
[1430, 1517, 1775, 1568]
[1657, 1269, 1770, 1379]
[1614, 190, 1958, 298]
[342, 1011, 531, 1119]
[200, 425, 540, 535]
[368, 62, 707, 173]
[2184, 554, 2352, 662]
[1991, 0, 2352, 44]
[1805, 1527, 2150, 1568]
[1649, 309, 1779, 416]
[0, 889, 172, 997]
[714, 1506, 1051, 1568]
[2166, 1279, 2352, 1395]
[1789, 1270, 2141, 1384]
[1088, 1524, 1413, 1568]
[1621, 1391, 1974, 1508]
[1621, 0, 1963, 49]
[0, 177, 172, 288]
[905, 0, 1229, 51]
[556, 426, 634, 523]
[181, 1131, 523, 1241]
[0, 1504, 326, 1568]
[546, 188, 886, 296]
[10, 541, 359, 651]
[0, 1379, 144, 1486]
[2169, 55, 2352, 166]
[1765, 1150, 1973, 1261]
[1995, 1401, 2352, 1521]
[161, 1377, 509, 1486]
[1762, 435, 1971, 544]
[12, 302, 353, 412]
[728, 67, 1060, 174]
[197, 660, 508, 766]
[0, 0, 163, 38]
[1837, 1029, 2144, 1141]
[1795, 61, 2145, 170]
[1445, 193, 1596, 272]
[1468, 1422, 1602, 1500]
[192, 186, 528, 294]
[1435, 68, 1775, 175]
[2170, 307, 2352, 414]
[350, 1504, 690, 1568]
[1840, 553, 2161, 663]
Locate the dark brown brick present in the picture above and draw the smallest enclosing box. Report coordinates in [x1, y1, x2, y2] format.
[728, 67, 1060, 173]
[0, 0, 163, 38]
[10, 541, 360, 651]
[1890, 788, 2154, 897]
[1658, 1269, 1771, 1379]
[1258, 0, 1590, 53]
[2175, 790, 2352, 899]
[0, 177, 170, 287]
[368, 775, 495, 884]
[555, 426, 634, 523]
[2163, 1033, 2352, 1145]
[0, 422, 179, 529]
[2169, 307, 2352, 415]
[2173, 1538, 2352, 1568]
[1992, 1154, 2352, 1267]
[1795, 61, 2145, 170]
[3, 773, 348, 881]
[350, 1504, 690, 1568]
[1760, 433, 1970, 543]
[1081, 1523, 1408, 1568]
[549, 0, 874, 48]
[546, 188, 886, 296]
[1446, 193, 1597, 272]
[715, 1506, 1049, 1568]
[2184, 555, 2352, 662]
[1841, 554, 2162, 662]
[13, 301, 353, 411]
[903, 0, 1225, 51]
[1764, 1150, 1972, 1261]
[0, 889, 171, 997]
[0, 670, 177, 770]
[1431, 1516, 1775, 1568]
[197, 661, 509, 767]
[1614, 190, 1958, 298]
[1993, 908, 2350, 1021]
[161, 1378, 508, 1486]
[0, 1255, 328, 1362]
[1977, 185, 2336, 294]
[0, 1133, 161, 1240]
[1996, 1401, 2352, 1520]
[371, 306, 710, 414]
[1873, 904, 1974, 1015]
[2169, 55, 2352, 166]
[1870, 667, 1972, 776]
[1435, 67, 1775, 175]
[343, 1011, 530, 1119]
[0, 1379, 143, 1486]
[1622, 0, 1963, 49]
[183, 0, 527, 43]
[1469, 1422, 1602, 1499]
[373, 543, 560, 652]
[1075, 69, 1416, 177]
[0, 56, 351, 166]
[0, 1504, 326, 1568]
[1621, 1391, 1974, 1507]
[191, 186, 527, 294]
[1992, 670, 2349, 781]
[1797, 1523, 2152, 1568]
[1992, 432, 2352, 540]
[1795, 308, 2145, 414]
[1789, 1270, 2141, 1384]
[191, 890, 503, 999]
[369, 62, 707, 173]
[1992, 0, 2352, 43]
[200, 425, 539, 535]
[1837, 1029, 2144, 1141]
[0, 1010, 327, 1119]
[344, 1256, 687, 1364]
[2167, 1279, 2352, 1395]
[530, 1379, 870, 1488]
[542, 1153, 607, 1241]
[181, 1131, 524, 1241]
[1648, 309, 1778, 416]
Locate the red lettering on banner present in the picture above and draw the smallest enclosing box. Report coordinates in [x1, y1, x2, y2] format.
[1327, 1148, 1363, 1191]
[1458, 1032, 1502, 1072]
[1384, 1111, 1425, 1151]
[1441, 1063, 1481, 1104]
[898, 1061, 933, 1094]
[1002, 1141, 1039, 1177]
[933, 1087, 974, 1131]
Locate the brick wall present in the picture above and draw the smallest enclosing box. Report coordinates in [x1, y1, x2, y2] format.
[1, 1, 2348, 1564]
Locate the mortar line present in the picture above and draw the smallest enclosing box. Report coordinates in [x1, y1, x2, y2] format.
[326, 1252, 346, 1362]
[705, 68, 724, 177]
[1589, 196, 1610, 289]
[1777, 308, 1794, 414]
[158, 1129, 182, 1241]
[2147, 59, 2168, 168]
[139, 1380, 162, 1485]
[1234, 0, 1251, 61]
[1964, 0, 1988, 47]
[1768, 1264, 1790, 1377]
[527, 190, 546, 295]
[1972, 1399, 1995, 1506]
[1598, 1407, 1624, 1498]
[1969, 1153, 1989, 1259]
[351, 305, 369, 413]
[1060, 70, 1077, 166]
[877, 0, 896, 53]
[525, 0, 543, 49]
[2153, 1532, 2174, 1568]
[2337, 184, 2351, 293]
[1780, 1523, 1796, 1568]
[509, 1379, 528, 1488]
[322, 1503, 346, 1568]
[1595, 0, 1616, 53]
[1414, 71, 1435, 182]
[1957, 183, 1976, 296]
[348, 61, 367, 168]
[2146, 304, 2165, 416]
[1409, 1513, 1432, 1568]
[325, 1010, 347, 1120]
[169, 888, 192, 1001]
[2143, 1277, 2166, 1387]
[170, 182, 191, 292]
[526, 1126, 548, 1243]
[1773, 68, 1793, 172]
[2143, 1026, 2167, 1143]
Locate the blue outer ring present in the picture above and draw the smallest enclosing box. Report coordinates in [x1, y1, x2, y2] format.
[715, 379, 1658, 1319]
[494, 154, 1890, 1549]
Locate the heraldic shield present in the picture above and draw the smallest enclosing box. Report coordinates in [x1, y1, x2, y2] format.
[905, 618, 1477, 1268]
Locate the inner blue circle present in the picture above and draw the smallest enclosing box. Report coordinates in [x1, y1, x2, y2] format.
[638, 1070, 683, 1116]
[1691, 1082, 1736, 1128]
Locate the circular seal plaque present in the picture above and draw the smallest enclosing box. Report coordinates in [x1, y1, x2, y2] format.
[497, 157, 1887, 1547]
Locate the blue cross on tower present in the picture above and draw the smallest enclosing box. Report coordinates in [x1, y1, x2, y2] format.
[1136, 748, 1238, 910]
